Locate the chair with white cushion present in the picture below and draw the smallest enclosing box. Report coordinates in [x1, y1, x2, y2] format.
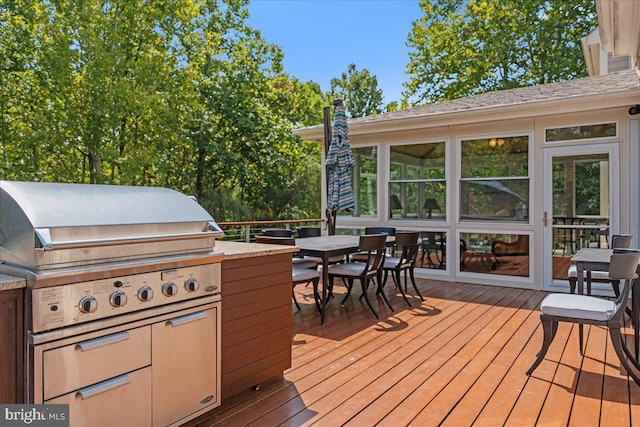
[327, 233, 391, 319]
[527, 250, 640, 386]
[568, 234, 632, 296]
[382, 231, 423, 306]
[292, 267, 320, 311]
[296, 226, 344, 265]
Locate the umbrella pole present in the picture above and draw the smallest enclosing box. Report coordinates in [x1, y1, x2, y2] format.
[323, 105, 336, 235]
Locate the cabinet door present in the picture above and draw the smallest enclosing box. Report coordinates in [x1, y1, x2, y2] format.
[152, 305, 220, 427]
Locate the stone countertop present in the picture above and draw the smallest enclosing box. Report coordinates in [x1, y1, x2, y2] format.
[215, 240, 298, 260]
[0, 273, 26, 291]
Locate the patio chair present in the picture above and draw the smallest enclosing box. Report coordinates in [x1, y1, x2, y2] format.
[296, 226, 321, 238]
[365, 227, 397, 255]
[292, 268, 321, 311]
[491, 235, 529, 257]
[568, 234, 633, 296]
[327, 233, 391, 319]
[261, 228, 293, 237]
[419, 231, 445, 268]
[296, 226, 344, 265]
[526, 250, 640, 386]
[255, 235, 320, 310]
[351, 227, 396, 262]
[382, 231, 424, 306]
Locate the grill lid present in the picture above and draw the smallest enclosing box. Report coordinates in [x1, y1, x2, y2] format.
[0, 181, 223, 270]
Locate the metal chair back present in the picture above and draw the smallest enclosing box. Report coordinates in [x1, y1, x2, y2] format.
[261, 229, 293, 237]
[358, 233, 388, 276]
[611, 234, 633, 249]
[297, 227, 321, 238]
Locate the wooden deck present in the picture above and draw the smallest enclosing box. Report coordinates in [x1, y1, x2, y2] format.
[190, 278, 640, 426]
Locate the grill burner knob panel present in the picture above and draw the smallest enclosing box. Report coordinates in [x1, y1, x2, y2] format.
[78, 296, 98, 314]
[110, 291, 128, 308]
[31, 263, 221, 332]
[162, 282, 178, 297]
[138, 286, 154, 302]
[184, 278, 199, 292]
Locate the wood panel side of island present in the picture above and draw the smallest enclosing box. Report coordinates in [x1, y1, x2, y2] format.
[220, 251, 293, 400]
[0, 287, 24, 404]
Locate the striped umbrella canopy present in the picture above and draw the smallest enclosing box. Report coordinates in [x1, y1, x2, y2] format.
[325, 105, 355, 211]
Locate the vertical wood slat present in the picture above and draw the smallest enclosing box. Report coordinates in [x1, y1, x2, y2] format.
[0, 288, 24, 404]
[220, 253, 293, 401]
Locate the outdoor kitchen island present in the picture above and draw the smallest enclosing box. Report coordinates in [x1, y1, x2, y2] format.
[0, 241, 298, 421]
[214, 241, 298, 404]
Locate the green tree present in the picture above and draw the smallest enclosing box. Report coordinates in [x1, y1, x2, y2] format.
[330, 63, 384, 118]
[404, 0, 597, 105]
[0, 0, 323, 221]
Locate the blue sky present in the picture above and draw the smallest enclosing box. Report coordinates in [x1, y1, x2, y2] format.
[246, 0, 423, 104]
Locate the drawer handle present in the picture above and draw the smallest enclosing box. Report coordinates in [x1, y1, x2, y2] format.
[168, 311, 207, 327]
[77, 374, 130, 400]
[77, 331, 130, 352]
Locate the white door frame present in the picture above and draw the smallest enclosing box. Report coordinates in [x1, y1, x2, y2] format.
[542, 142, 621, 291]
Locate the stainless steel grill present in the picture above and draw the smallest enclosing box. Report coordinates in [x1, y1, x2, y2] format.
[0, 181, 225, 426]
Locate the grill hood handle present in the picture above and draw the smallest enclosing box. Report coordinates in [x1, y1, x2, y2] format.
[34, 223, 224, 252]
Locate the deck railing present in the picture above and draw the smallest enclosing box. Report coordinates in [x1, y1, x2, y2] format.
[217, 218, 324, 242]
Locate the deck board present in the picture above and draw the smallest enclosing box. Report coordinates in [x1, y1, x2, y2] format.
[188, 279, 640, 427]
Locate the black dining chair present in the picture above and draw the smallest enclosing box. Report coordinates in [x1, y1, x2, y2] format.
[296, 226, 344, 265]
[351, 227, 396, 263]
[255, 235, 320, 310]
[527, 250, 640, 386]
[382, 231, 423, 306]
[296, 226, 321, 238]
[365, 227, 396, 255]
[420, 231, 444, 268]
[327, 233, 391, 319]
[261, 228, 293, 237]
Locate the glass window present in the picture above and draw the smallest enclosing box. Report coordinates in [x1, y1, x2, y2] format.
[389, 142, 446, 220]
[545, 123, 616, 142]
[460, 136, 529, 222]
[460, 232, 529, 277]
[417, 231, 447, 270]
[552, 153, 609, 217]
[341, 146, 377, 217]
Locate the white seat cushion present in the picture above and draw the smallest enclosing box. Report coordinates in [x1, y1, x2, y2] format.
[328, 263, 367, 277]
[383, 257, 401, 269]
[293, 257, 318, 269]
[540, 293, 616, 321]
[304, 255, 344, 264]
[567, 265, 610, 280]
[292, 267, 319, 283]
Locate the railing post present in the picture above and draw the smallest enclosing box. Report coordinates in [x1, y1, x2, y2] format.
[245, 225, 251, 242]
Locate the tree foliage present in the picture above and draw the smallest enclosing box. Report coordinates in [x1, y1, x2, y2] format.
[404, 0, 597, 105]
[330, 63, 384, 118]
[0, 0, 323, 221]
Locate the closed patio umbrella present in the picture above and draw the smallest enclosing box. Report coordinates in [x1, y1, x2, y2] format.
[325, 101, 355, 233]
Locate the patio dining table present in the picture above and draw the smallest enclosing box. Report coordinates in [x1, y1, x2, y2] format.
[571, 248, 640, 358]
[296, 234, 394, 325]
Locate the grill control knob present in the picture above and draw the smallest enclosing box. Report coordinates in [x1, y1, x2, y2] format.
[184, 278, 199, 292]
[137, 286, 154, 302]
[162, 282, 178, 297]
[78, 296, 98, 314]
[109, 291, 128, 308]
